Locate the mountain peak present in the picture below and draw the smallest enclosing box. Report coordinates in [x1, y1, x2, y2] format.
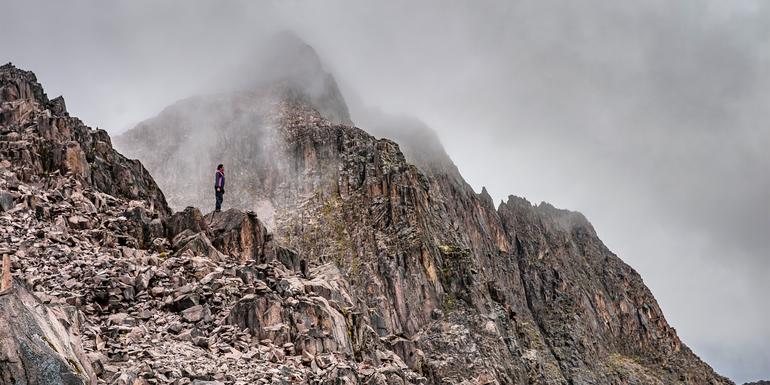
[1, 62, 67, 116]
[262, 31, 325, 75]
[234, 32, 352, 125]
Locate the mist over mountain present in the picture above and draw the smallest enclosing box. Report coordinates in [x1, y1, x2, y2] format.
[116, 33, 465, 217]
[1, 1, 768, 383]
[113, 38, 732, 384]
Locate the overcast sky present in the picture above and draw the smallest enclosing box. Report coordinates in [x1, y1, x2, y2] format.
[1, 1, 768, 382]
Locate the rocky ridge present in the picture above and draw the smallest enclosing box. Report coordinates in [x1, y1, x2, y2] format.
[0, 63, 423, 384]
[114, 40, 733, 385]
[1, 51, 735, 384]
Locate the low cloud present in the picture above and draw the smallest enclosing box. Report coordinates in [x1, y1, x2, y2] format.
[1, 1, 768, 382]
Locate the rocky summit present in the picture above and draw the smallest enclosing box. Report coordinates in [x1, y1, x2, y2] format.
[0, 53, 732, 385]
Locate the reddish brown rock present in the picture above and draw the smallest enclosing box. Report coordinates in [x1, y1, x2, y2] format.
[1, 54, 734, 385]
[166, 206, 209, 239]
[0, 63, 427, 384]
[0, 63, 170, 215]
[117, 50, 734, 384]
[205, 209, 268, 263]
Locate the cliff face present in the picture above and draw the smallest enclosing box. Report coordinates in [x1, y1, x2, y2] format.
[113, 44, 732, 384]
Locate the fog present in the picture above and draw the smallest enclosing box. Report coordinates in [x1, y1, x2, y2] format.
[1, 1, 769, 382]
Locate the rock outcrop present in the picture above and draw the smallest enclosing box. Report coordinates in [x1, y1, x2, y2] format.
[114, 40, 734, 385]
[0, 63, 169, 215]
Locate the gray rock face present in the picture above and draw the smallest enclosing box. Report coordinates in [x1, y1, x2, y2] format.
[0, 282, 96, 385]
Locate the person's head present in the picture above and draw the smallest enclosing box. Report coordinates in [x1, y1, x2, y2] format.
[217, 164, 224, 172]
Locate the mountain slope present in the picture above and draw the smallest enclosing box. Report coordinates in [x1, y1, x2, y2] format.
[115, 41, 732, 384]
[0, 63, 426, 384]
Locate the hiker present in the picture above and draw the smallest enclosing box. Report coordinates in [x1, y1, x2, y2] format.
[214, 164, 225, 212]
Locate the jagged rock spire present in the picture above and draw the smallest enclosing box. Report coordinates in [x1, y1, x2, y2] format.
[0, 63, 170, 215]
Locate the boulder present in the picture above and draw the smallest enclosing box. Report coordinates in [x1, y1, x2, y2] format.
[205, 209, 268, 263]
[172, 230, 225, 262]
[0, 281, 96, 385]
[0, 189, 14, 211]
[166, 206, 209, 240]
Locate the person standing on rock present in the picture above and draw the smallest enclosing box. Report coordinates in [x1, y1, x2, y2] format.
[214, 164, 225, 212]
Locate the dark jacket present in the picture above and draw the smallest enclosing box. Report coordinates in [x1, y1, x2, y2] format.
[215, 170, 225, 193]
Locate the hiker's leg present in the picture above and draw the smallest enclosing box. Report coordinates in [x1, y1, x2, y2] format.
[215, 192, 222, 211]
